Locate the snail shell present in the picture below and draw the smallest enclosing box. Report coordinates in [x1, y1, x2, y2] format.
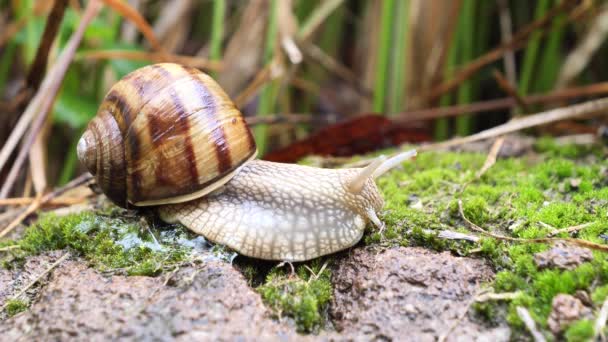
[77, 63, 257, 207]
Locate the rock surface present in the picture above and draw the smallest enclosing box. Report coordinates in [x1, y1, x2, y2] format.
[534, 243, 594, 270]
[547, 294, 593, 335]
[0, 250, 66, 319]
[0, 258, 301, 341]
[330, 247, 509, 341]
[0, 247, 509, 340]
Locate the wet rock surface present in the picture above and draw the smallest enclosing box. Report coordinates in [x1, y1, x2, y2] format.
[0, 247, 511, 340]
[0, 258, 301, 341]
[330, 247, 509, 341]
[0, 250, 65, 318]
[547, 294, 593, 335]
[534, 243, 594, 270]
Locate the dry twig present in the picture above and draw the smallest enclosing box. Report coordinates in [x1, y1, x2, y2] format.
[0, 1, 102, 199]
[419, 97, 608, 153]
[516, 306, 547, 342]
[547, 222, 594, 237]
[458, 200, 608, 253]
[0, 173, 94, 239]
[399, 82, 608, 122]
[101, 0, 164, 52]
[422, 0, 577, 103]
[476, 137, 505, 179]
[595, 296, 608, 340]
[475, 291, 522, 302]
[79, 50, 223, 71]
[0, 252, 70, 312]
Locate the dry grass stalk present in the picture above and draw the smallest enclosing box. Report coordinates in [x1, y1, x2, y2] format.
[458, 200, 608, 253]
[492, 69, 530, 112]
[556, 4, 608, 88]
[152, 0, 193, 53]
[0, 0, 102, 199]
[422, 0, 577, 103]
[594, 296, 608, 340]
[399, 81, 608, 122]
[516, 306, 547, 342]
[101, 0, 164, 52]
[79, 50, 223, 71]
[418, 97, 608, 152]
[0, 252, 71, 312]
[0, 1, 102, 199]
[475, 291, 522, 302]
[476, 137, 505, 179]
[547, 222, 594, 237]
[217, 0, 267, 96]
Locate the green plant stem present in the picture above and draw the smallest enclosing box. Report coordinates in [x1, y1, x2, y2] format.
[254, 0, 279, 156]
[210, 0, 225, 78]
[455, 0, 475, 136]
[373, 0, 395, 113]
[387, 0, 409, 115]
[518, 0, 551, 96]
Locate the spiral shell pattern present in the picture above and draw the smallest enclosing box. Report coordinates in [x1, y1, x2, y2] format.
[77, 63, 256, 207]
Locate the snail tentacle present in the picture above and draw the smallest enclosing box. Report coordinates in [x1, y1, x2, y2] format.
[347, 155, 386, 195]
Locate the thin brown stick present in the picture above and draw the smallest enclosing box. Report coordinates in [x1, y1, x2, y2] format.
[458, 200, 608, 252]
[0, 173, 94, 239]
[594, 296, 608, 340]
[516, 306, 547, 342]
[101, 0, 164, 52]
[476, 137, 505, 179]
[79, 50, 223, 71]
[302, 42, 372, 98]
[547, 222, 594, 237]
[245, 114, 320, 126]
[399, 82, 608, 122]
[0, 196, 88, 207]
[419, 97, 608, 153]
[26, 0, 69, 91]
[438, 287, 485, 342]
[0, 1, 102, 199]
[0, 252, 70, 312]
[422, 0, 577, 103]
[475, 291, 522, 302]
[492, 69, 530, 112]
[0, 245, 21, 252]
[234, 65, 273, 108]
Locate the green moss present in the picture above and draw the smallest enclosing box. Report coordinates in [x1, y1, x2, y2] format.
[4, 211, 203, 276]
[591, 284, 608, 304]
[258, 261, 332, 333]
[564, 319, 595, 342]
[534, 136, 597, 159]
[371, 145, 608, 337]
[5, 298, 28, 317]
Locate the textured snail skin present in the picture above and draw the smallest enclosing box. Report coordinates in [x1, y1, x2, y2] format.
[158, 160, 384, 261]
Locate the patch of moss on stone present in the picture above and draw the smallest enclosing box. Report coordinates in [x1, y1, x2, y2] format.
[564, 319, 595, 342]
[5, 298, 28, 317]
[534, 136, 599, 159]
[371, 138, 608, 338]
[3, 211, 213, 276]
[257, 261, 332, 333]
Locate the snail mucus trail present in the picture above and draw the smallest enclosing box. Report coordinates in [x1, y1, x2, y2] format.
[77, 63, 417, 262]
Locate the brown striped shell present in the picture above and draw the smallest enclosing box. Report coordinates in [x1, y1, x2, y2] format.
[77, 63, 257, 208]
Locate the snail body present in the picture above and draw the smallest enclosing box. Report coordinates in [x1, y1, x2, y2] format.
[78, 63, 416, 262]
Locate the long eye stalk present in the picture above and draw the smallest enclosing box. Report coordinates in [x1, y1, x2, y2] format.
[347, 150, 417, 195]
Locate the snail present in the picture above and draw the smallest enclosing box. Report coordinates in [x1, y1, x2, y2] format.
[77, 63, 417, 262]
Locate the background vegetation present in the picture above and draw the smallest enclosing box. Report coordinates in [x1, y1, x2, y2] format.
[1, 0, 607, 200]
